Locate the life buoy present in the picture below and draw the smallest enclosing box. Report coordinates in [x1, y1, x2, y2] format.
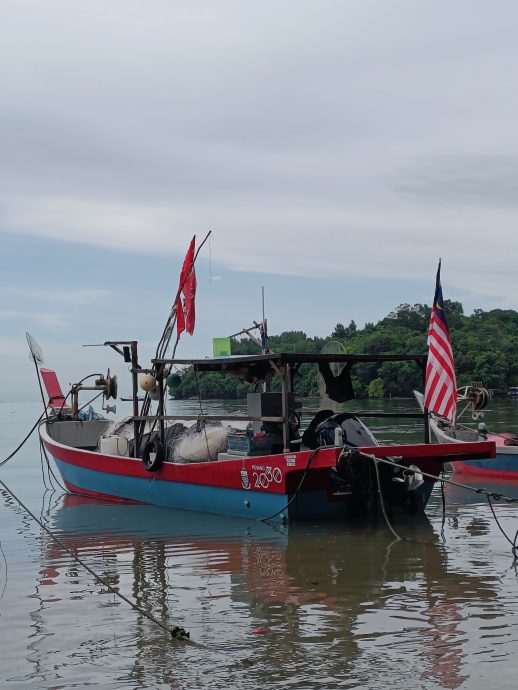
[141, 436, 164, 472]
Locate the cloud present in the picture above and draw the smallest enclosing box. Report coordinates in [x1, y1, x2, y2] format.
[0, 309, 70, 330]
[394, 155, 518, 209]
[1, 0, 518, 315]
[5, 287, 113, 304]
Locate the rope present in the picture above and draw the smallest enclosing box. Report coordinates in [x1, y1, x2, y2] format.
[345, 449, 518, 504]
[371, 457, 402, 541]
[0, 538, 7, 607]
[39, 442, 53, 491]
[486, 495, 518, 559]
[454, 419, 518, 443]
[1, 410, 190, 641]
[259, 446, 325, 522]
[346, 448, 518, 556]
[440, 468, 447, 543]
[0, 412, 45, 468]
[0, 475, 191, 641]
[40, 438, 69, 494]
[0, 375, 102, 472]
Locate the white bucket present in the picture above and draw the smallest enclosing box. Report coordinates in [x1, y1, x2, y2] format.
[98, 434, 129, 457]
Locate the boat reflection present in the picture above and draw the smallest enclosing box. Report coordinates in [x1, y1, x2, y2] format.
[443, 475, 518, 505]
[31, 495, 500, 689]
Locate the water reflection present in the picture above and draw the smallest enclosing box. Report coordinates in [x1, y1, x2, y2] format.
[19, 495, 503, 689]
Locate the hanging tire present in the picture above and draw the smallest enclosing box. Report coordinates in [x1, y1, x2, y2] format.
[141, 436, 164, 472]
[473, 387, 490, 410]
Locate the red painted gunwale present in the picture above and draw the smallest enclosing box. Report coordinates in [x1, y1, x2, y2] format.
[40, 423, 495, 493]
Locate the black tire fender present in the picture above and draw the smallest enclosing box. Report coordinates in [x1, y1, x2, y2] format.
[141, 436, 164, 472]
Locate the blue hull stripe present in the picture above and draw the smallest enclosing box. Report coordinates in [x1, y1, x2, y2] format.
[55, 459, 293, 521]
[53, 458, 434, 522]
[462, 450, 518, 475]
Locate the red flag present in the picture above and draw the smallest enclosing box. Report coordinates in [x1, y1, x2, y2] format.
[175, 294, 185, 336]
[184, 262, 196, 334]
[175, 236, 196, 338]
[424, 261, 457, 422]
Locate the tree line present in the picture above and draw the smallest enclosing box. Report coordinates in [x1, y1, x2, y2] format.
[170, 302, 518, 399]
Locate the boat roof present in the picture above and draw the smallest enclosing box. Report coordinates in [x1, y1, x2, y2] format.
[153, 352, 427, 372]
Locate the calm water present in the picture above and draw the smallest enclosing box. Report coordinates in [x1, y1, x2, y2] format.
[1, 399, 518, 689]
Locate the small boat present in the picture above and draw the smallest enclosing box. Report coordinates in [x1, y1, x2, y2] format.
[507, 386, 518, 398]
[35, 343, 494, 523]
[415, 387, 518, 479]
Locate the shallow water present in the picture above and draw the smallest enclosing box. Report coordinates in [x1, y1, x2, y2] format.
[1, 400, 518, 689]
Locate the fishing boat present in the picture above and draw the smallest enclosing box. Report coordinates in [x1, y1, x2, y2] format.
[415, 387, 518, 479]
[30, 238, 494, 522]
[33, 340, 494, 523]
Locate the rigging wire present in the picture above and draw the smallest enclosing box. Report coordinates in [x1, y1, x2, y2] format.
[136, 231, 212, 450]
[208, 232, 214, 284]
[193, 367, 211, 460]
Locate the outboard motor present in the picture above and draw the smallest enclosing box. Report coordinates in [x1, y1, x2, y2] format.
[315, 413, 379, 514]
[315, 412, 378, 448]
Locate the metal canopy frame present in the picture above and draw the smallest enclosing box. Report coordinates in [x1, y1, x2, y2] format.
[153, 352, 427, 369]
[149, 352, 429, 452]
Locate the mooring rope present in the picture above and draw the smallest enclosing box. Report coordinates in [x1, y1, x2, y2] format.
[345, 448, 518, 504]
[0, 412, 45, 468]
[486, 495, 518, 558]
[0, 538, 7, 607]
[258, 446, 326, 522]
[1, 415, 191, 642]
[0, 475, 190, 641]
[371, 457, 402, 541]
[345, 448, 518, 557]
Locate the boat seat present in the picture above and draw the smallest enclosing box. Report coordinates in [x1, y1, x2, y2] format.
[40, 368, 70, 410]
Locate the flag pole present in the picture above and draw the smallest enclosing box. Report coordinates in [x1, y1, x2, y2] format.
[136, 230, 212, 450]
[424, 259, 457, 436]
[156, 230, 212, 360]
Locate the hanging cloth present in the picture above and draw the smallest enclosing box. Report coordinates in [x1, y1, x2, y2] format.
[318, 362, 355, 403]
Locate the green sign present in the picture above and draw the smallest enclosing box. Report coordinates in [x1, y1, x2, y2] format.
[212, 337, 232, 357]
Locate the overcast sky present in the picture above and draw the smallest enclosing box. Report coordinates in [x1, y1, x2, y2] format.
[1, 0, 518, 401]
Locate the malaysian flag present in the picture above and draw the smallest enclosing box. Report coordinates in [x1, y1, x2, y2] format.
[424, 261, 457, 422]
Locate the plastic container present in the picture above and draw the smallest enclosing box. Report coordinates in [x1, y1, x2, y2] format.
[98, 435, 129, 457]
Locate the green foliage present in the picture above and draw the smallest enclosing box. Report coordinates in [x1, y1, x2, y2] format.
[172, 304, 518, 399]
[367, 378, 384, 399]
